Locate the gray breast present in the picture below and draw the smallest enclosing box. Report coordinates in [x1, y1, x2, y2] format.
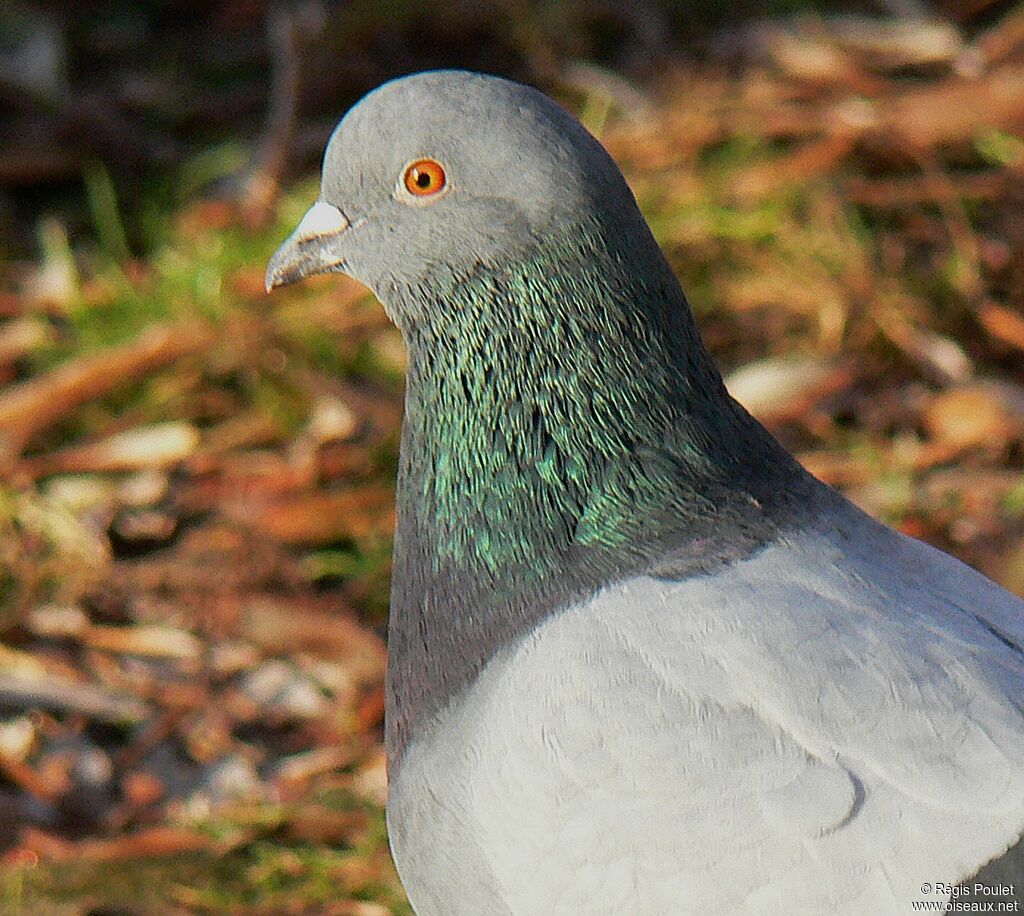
[386, 506, 1024, 915]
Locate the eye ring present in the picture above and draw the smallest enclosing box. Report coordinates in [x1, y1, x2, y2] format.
[401, 158, 448, 199]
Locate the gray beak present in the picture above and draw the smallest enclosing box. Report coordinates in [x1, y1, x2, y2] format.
[265, 201, 351, 292]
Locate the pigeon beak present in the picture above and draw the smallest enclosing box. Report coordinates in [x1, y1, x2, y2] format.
[265, 201, 351, 292]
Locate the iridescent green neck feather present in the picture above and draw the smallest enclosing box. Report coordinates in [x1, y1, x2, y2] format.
[385, 219, 815, 764]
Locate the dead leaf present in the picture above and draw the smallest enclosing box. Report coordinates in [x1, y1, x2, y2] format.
[28, 422, 201, 475]
[725, 357, 851, 423]
[922, 380, 1024, 452]
[229, 487, 395, 545]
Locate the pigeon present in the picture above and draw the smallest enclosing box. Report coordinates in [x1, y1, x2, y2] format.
[267, 70, 1024, 915]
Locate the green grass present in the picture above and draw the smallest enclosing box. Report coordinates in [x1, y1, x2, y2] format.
[15, 795, 411, 914]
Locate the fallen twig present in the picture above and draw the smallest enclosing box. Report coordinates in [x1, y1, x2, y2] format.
[0, 673, 150, 724]
[845, 172, 1006, 207]
[21, 825, 216, 863]
[0, 321, 214, 459]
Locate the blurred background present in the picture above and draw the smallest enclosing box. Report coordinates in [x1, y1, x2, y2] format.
[2, 0, 1024, 911]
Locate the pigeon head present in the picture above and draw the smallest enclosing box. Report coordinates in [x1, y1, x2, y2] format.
[266, 69, 645, 327]
[266, 71, 797, 587]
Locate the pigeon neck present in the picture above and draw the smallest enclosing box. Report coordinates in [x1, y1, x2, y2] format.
[385, 222, 812, 766]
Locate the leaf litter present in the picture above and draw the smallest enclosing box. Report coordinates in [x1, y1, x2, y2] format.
[2, 1, 1024, 911]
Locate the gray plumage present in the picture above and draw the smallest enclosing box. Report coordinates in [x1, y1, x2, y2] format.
[267, 70, 1024, 915]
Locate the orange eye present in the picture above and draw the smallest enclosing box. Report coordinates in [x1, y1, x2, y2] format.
[403, 159, 447, 197]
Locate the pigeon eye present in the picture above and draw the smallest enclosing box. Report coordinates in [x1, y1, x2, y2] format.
[403, 159, 447, 197]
